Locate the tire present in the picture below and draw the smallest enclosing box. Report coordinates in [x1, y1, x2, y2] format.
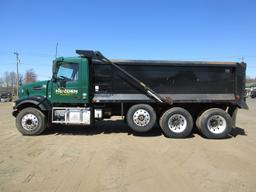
[126, 104, 156, 132]
[198, 108, 232, 139]
[159, 107, 193, 138]
[196, 110, 204, 130]
[16, 107, 46, 136]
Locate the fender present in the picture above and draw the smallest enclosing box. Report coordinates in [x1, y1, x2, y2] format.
[12, 96, 52, 117]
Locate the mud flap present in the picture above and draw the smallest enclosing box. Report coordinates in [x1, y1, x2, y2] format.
[228, 106, 238, 128]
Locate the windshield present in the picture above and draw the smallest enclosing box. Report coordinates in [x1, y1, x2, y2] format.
[57, 63, 79, 81]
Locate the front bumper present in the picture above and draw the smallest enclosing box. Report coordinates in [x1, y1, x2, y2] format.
[12, 101, 18, 117]
[12, 109, 18, 117]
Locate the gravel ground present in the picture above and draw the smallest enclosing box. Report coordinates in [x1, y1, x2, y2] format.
[0, 99, 256, 192]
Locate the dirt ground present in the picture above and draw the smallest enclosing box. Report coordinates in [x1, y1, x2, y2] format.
[0, 100, 256, 192]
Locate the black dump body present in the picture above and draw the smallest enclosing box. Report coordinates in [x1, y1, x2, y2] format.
[92, 59, 247, 108]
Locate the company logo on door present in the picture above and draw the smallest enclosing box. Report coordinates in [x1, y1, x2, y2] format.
[56, 88, 78, 96]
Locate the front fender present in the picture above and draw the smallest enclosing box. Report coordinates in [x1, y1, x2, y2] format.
[13, 96, 52, 117]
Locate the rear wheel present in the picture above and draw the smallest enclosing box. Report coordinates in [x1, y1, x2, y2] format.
[16, 107, 46, 136]
[159, 107, 193, 138]
[126, 104, 156, 132]
[198, 108, 232, 139]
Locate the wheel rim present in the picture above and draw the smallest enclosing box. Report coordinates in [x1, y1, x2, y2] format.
[207, 115, 227, 134]
[168, 114, 187, 133]
[133, 109, 151, 127]
[21, 113, 39, 131]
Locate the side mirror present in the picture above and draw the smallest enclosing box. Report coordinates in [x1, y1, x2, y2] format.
[52, 74, 57, 82]
[59, 79, 66, 88]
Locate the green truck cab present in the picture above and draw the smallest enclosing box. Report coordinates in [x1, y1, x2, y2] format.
[12, 50, 247, 139]
[18, 57, 89, 104]
[13, 56, 92, 135]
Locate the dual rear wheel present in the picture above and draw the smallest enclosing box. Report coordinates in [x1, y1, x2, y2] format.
[126, 104, 233, 139]
[196, 108, 233, 139]
[159, 107, 193, 138]
[126, 104, 193, 138]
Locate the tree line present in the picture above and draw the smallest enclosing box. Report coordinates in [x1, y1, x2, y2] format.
[0, 69, 37, 94]
[246, 76, 256, 84]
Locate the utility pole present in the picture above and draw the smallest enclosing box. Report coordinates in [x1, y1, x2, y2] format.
[13, 52, 19, 97]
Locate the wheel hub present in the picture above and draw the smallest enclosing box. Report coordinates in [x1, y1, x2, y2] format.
[26, 119, 33, 125]
[21, 113, 39, 131]
[172, 117, 180, 126]
[207, 115, 227, 134]
[138, 115, 145, 121]
[209, 119, 218, 127]
[168, 114, 187, 133]
[133, 109, 150, 127]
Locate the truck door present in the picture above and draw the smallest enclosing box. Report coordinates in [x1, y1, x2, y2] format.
[50, 58, 89, 104]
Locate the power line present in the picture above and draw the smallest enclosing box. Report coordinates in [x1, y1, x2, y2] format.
[0, 63, 52, 67]
[0, 50, 54, 58]
[0, 49, 255, 59]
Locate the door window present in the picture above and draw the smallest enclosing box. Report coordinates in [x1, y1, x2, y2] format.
[57, 63, 79, 81]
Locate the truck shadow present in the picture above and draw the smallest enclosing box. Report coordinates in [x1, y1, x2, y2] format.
[230, 127, 247, 137]
[193, 126, 247, 139]
[44, 120, 163, 137]
[43, 121, 246, 138]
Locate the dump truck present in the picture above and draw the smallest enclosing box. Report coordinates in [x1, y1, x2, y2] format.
[12, 50, 248, 139]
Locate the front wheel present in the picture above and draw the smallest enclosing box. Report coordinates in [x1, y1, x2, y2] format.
[16, 107, 46, 136]
[159, 107, 193, 138]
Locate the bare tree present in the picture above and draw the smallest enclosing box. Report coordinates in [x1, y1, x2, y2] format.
[9, 72, 16, 93]
[24, 69, 37, 83]
[0, 71, 25, 94]
[3, 72, 11, 91]
[0, 77, 4, 88]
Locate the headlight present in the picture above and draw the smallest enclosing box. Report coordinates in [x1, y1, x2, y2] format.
[12, 102, 16, 108]
[18, 88, 24, 96]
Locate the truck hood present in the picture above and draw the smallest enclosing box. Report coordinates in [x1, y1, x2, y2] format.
[19, 80, 49, 99]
